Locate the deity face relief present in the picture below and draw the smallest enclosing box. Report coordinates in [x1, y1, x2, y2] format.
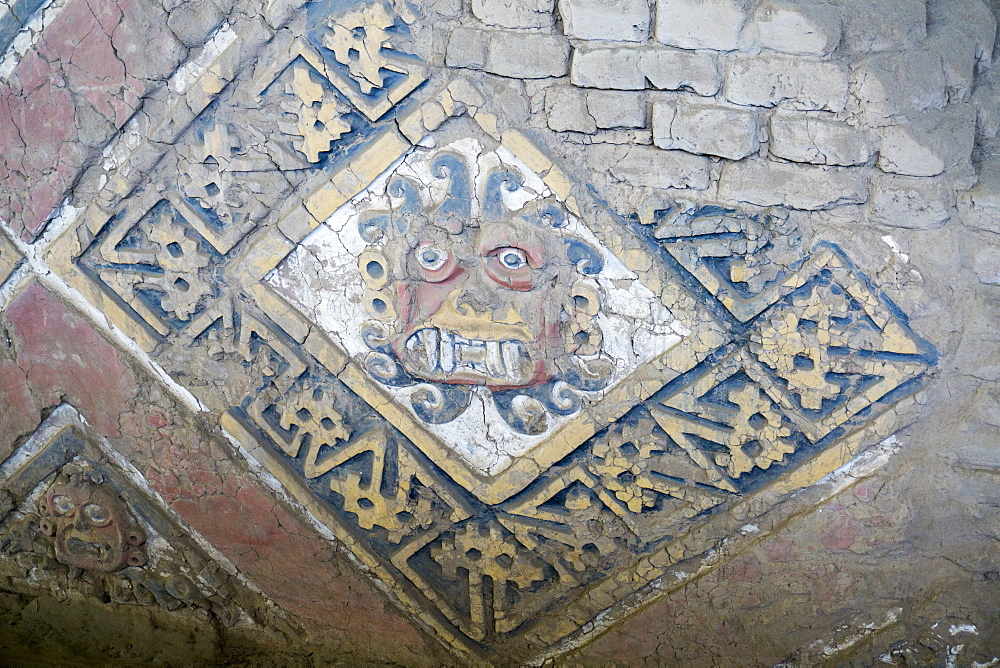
[359, 156, 608, 394]
[40, 468, 147, 573]
[268, 137, 685, 460]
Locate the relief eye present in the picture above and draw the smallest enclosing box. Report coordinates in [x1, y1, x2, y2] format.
[51, 495, 74, 516]
[82, 503, 112, 527]
[497, 248, 528, 270]
[417, 246, 448, 271]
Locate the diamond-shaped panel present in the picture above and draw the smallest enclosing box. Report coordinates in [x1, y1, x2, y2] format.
[266, 131, 691, 493]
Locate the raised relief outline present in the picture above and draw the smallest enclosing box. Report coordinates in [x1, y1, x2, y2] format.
[42, 16, 420, 354]
[305, 0, 429, 121]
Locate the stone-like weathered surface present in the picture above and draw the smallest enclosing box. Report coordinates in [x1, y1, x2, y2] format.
[570, 46, 646, 90]
[484, 31, 570, 78]
[833, 0, 927, 54]
[926, 0, 996, 66]
[851, 49, 948, 122]
[959, 151, 1000, 233]
[571, 45, 721, 95]
[743, 0, 843, 56]
[769, 110, 872, 166]
[653, 97, 763, 159]
[559, 0, 650, 41]
[600, 144, 713, 189]
[570, 450, 1000, 665]
[654, 0, 753, 50]
[725, 53, 851, 111]
[719, 159, 869, 209]
[473, 0, 555, 28]
[588, 90, 647, 128]
[974, 245, 1000, 284]
[545, 84, 596, 132]
[446, 27, 490, 69]
[877, 105, 977, 177]
[1, 0, 999, 663]
[868, 173, 956, 228]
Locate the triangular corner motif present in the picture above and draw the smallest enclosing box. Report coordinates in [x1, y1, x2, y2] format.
[0, 405, 283, 631]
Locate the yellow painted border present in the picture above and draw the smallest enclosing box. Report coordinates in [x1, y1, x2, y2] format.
[31, 15, 937, 659]
[221, 409, 488, 664]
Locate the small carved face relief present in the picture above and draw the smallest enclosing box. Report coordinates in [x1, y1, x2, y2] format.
[360, 160, 606, 392]
[40, 470, 147, 573]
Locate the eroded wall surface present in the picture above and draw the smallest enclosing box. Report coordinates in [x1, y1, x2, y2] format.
[0, 0, 998, 664]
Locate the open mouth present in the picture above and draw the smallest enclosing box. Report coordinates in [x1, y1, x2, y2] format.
[402, 327, 534, 386]
[64, 535, 108, 562]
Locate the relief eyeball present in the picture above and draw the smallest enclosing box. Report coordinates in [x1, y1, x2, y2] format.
[51, 495, 74, 516]
[39, 518, 56, 536]
[82, 502, 112, 527]
[416, 244, 448, 271]
[496, 247, 528, 271]
[484, 246, 534, 290]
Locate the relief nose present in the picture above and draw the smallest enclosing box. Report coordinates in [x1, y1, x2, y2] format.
[451, 269, 496, 318]
[454, 290, 491, 317]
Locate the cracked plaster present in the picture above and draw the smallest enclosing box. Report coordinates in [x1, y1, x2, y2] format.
[0, 0, 998, 664]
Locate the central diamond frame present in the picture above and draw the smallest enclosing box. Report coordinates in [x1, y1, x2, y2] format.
[260, 122, 721, 503]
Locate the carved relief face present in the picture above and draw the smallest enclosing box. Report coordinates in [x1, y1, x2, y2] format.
[360, 166, 605, 391]
[387, 205, 600, 390]
[41, 475, 147, 573]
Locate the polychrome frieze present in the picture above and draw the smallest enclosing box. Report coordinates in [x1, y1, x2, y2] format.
[42, 0, 938, 661]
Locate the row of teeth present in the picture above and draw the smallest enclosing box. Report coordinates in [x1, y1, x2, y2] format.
[65, 536, 109, 560]
[405, 328, 530, 382]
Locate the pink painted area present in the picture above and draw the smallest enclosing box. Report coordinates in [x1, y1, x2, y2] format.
[819, 510, 863, 551]
[0, 49, 83, 240]
[161, 473, 430, 650]
[0, 282, 434, 658]
[762, 537, 796, 562]
[42, 0, 145, 127]
[0, 281, 138, 443]
[136, 419, 429, 644]
[0, 0, 181, 240]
